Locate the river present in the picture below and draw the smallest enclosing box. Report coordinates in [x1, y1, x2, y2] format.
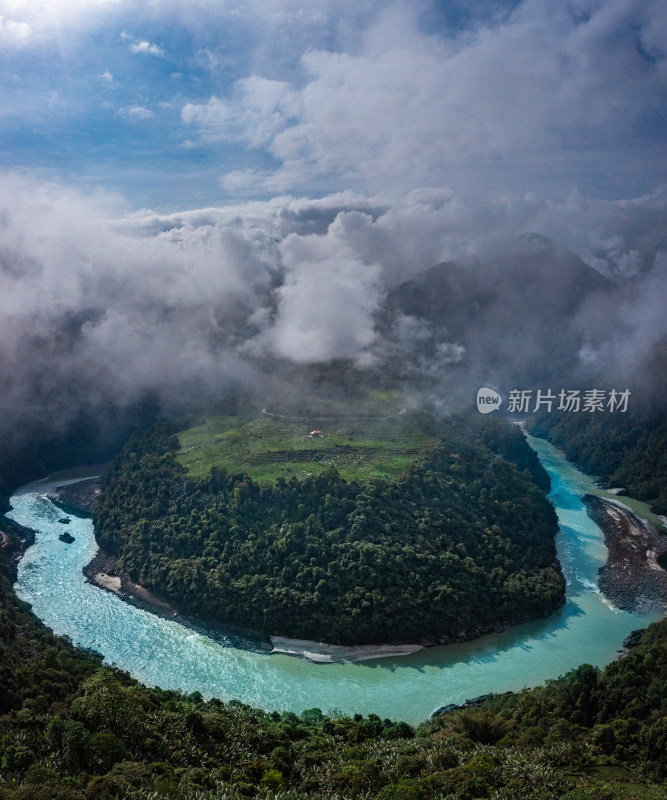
[7, 435, 663, 725]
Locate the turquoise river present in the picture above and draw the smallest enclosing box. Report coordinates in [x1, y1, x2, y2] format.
[8, 435, 664, 725]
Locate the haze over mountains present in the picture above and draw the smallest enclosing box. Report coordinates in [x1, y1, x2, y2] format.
[379, 235, 618, 390]
[1, 203, 664, 479]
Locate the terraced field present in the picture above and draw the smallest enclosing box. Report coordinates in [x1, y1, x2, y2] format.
[176, 405, 437, 483]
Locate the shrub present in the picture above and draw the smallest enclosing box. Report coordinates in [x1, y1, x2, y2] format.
[87, 733, 127, 773]
[375, 779, 425, 800]
[395, 753, 426, 776]
[23, 764, 58, 785]
[453, 710, 513, 744]
[1, 744, 35, 772]
[85, 776, 122, 800]
[259, 768, 284, 790]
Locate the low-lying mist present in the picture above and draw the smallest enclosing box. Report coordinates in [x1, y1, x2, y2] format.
[1, 175, 666, 471]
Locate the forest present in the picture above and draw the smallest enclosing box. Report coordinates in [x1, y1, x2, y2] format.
[1, 544, 667, 800]
[527, 410, 667, 515]
[92, 415, 564, 645]
[1, 410, 666, 798]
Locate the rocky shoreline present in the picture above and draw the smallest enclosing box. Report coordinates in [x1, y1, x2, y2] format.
[83, 544, 563, 662]
[83, 548, 180, 617]
[268, 636, 425, 663]
[583, 494, 667, 613]
[0, 515, 36, 582]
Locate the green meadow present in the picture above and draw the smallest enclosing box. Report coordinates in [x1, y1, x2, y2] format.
[176, 394, 436, 483]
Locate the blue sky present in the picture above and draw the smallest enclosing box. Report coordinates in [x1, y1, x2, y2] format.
[1, 0, 665, 210]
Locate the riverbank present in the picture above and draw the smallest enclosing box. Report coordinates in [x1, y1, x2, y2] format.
[44, 477, 182, 622]
[84, 550, 540, 662]
[47, 477, 102, 517]
[84, 545, 542, 663]
[51, 478, 191, 623]
[269, 636, 425, 663]
[72, 474, 564, 661]
[0, 515, 35, 582]
[83, 547, 274, 653]
[84, 547, 426, 663]
[84, 547, 560, 662]
[583, 494, 667, 613]
[83, 548, 180, 617]
[74, 481, 432, 662]
[84, 538, 562, 661]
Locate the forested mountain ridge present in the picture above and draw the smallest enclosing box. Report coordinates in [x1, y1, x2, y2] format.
[92, 414, 564, 645]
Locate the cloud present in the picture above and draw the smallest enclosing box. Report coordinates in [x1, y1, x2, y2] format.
[0, 0, 122, 42]
[0, 15, 31, 45]
[576, 253, 667, 373]
[257, 228, 383, 364]
[3, 0, 665, 211]
[0, 0, 664, 459]
[1, 172, 664, 414]
[129, 38, 164, 56]
[182, 77, 299, 148]
[0, 176, 275, 436]
[116, 105, 154, 120]
[180, 0, 667, 198]
[121, 30, 164, 56]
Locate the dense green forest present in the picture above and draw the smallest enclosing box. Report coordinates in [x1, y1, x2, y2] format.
[526, 411, 667, 514]
[92, 415, 564, 645]
[2, 412, 667, 798]
[1, 539, 667, 800]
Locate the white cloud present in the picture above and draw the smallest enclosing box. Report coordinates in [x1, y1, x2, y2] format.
[261, 231, 383, 363]
[0, 174, 273, 417]
[0, 14, 31, 45]
[0, 0, 121, 41]
[129, 38, 164, 56]
[116, 105, 154, 120]
[0, 172, 665, 432]
[220, 169, 275, 194]
[100, 70, 114, 82]
[179, 0, 667, 199]
[120, 30, 164, 56]
[182, 77, 299, 148]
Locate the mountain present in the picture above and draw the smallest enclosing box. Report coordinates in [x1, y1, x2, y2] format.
[378, 235, 618, 389]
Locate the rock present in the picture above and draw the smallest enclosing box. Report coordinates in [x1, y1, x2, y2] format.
[622, 629, 644, 650]
[432, 704, 459, 717]
[58, 517, 71, 524]
[58, 531, 75, 544]
[462, 695, 489, 708]
[431, 695, 490, 717]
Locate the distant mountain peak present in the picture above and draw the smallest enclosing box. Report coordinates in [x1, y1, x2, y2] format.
[518, 232, 555, 250]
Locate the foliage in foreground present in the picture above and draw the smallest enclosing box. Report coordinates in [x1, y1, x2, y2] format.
[1, 551, 667, 800]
